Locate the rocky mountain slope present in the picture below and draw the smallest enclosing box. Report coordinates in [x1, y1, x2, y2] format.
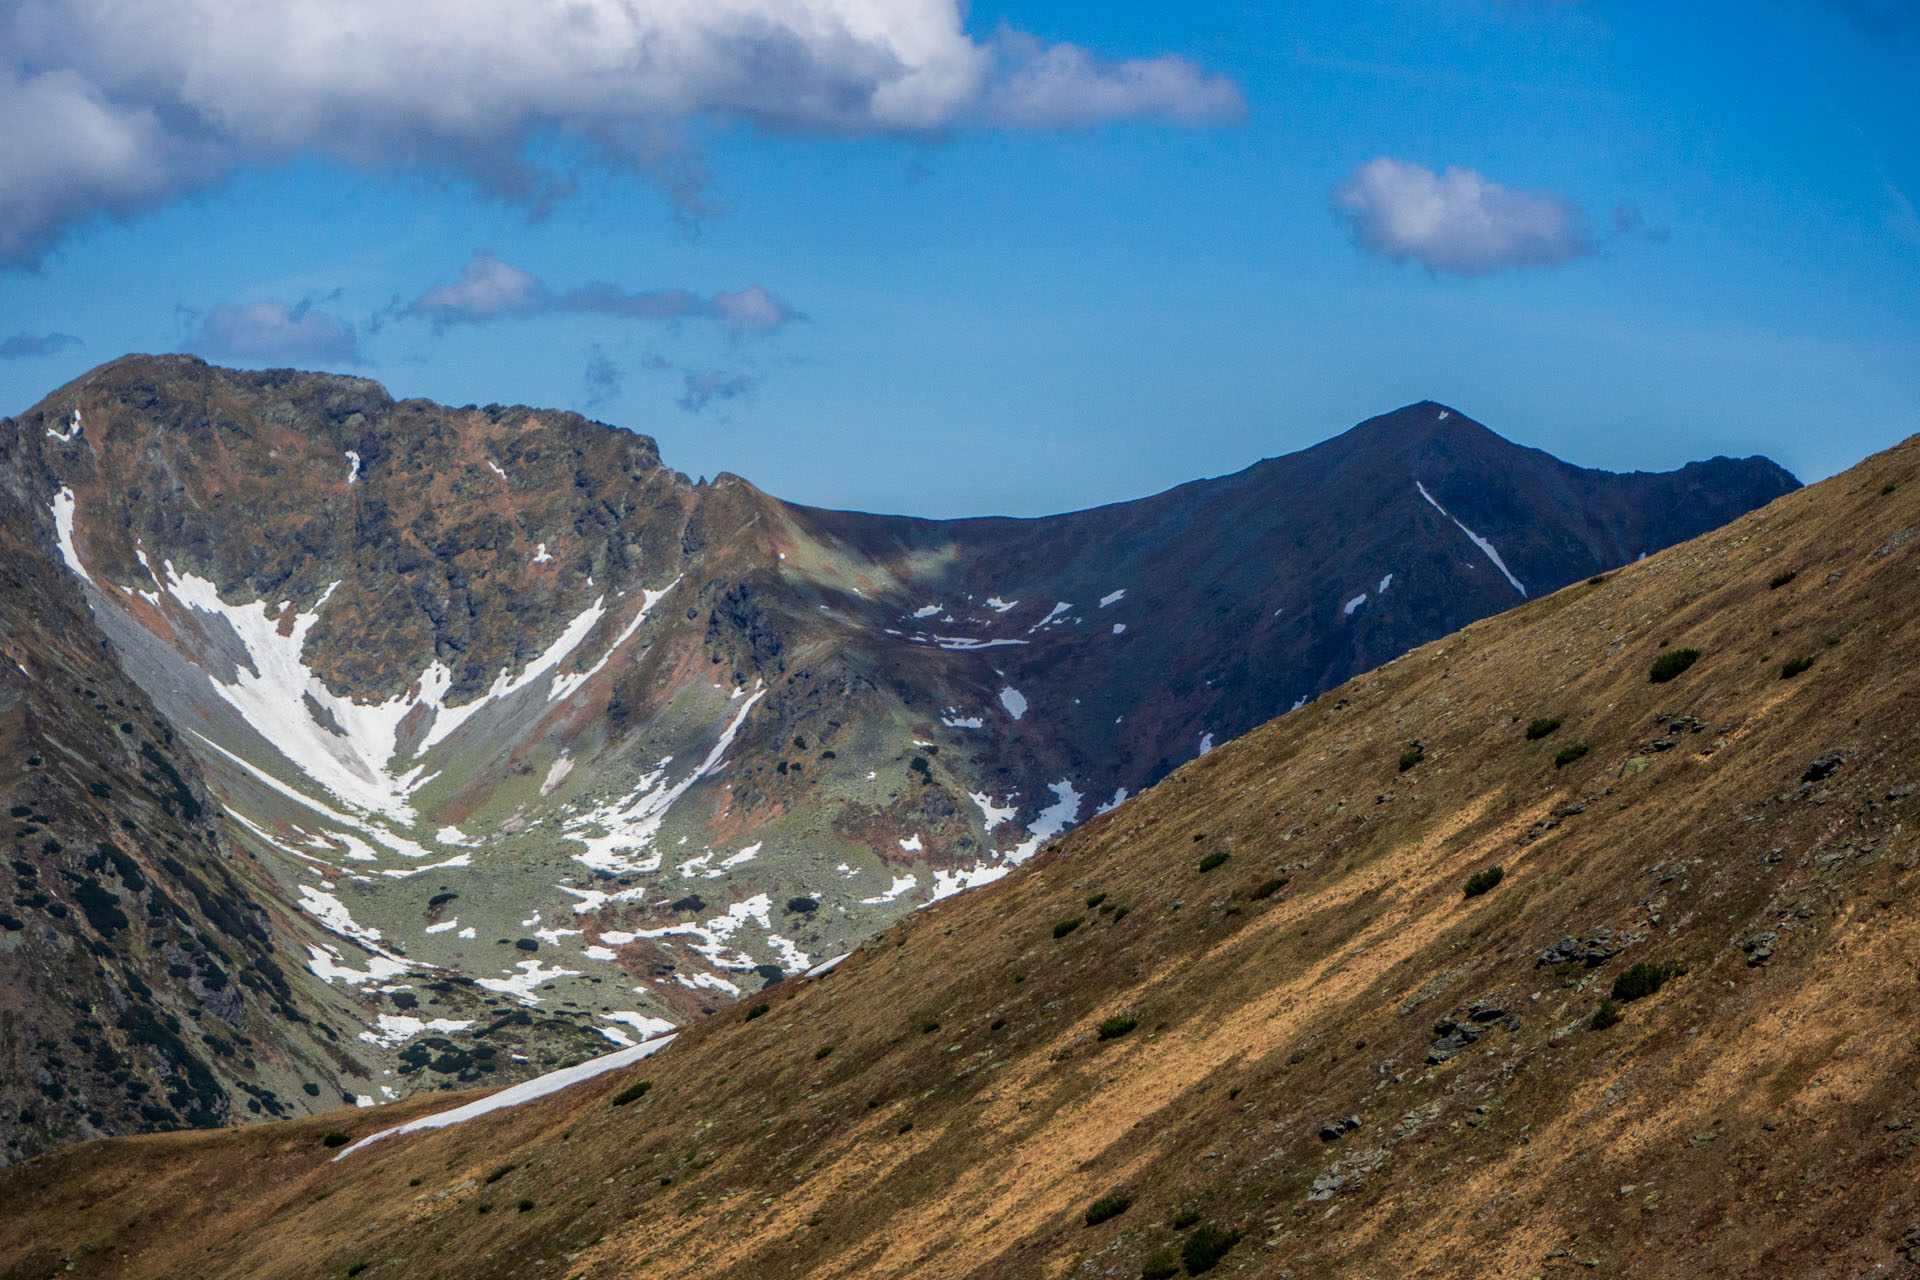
[3, 412, 1915, 1280]
[0, 355, 1795, 1157]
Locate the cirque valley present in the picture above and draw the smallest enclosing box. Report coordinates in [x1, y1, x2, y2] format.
[0, 354, 1797, 1160]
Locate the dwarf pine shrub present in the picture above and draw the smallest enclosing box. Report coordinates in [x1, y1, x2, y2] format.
[1611, 962, 1672, 1003]
[1462, 866, 1505, 898]
[1181, 1225, 1242, 1274]
[1648, 648, 1701, 683]
[1525, 717, 1562, 740]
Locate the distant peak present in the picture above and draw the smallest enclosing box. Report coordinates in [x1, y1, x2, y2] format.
[1334, 401, 1500, 453]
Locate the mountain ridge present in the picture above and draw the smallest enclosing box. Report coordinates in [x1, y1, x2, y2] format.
[0, 354, 1798, 1164]
[1, 390, 1911, 1280]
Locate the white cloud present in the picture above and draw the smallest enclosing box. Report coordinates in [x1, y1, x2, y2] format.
[182, 299, 360, 365]
[707, 285, 800, 336]
[0, 1, 1242, 265]
[406, 253, 549, 326]
[980, 29, 1244, 129]
[403, 252, 803, 337]
[1332, 157, 1598, 276]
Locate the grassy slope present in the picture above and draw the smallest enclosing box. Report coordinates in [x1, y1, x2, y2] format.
[6, 434, 1920, 1279]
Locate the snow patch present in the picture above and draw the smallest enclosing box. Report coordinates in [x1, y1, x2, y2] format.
[332, 1033, 676, 1160]
[897, 833, 922, 853]
[929, 863, 1010, 901]
[47, 408, 81, 443]
[1009, 781, 1080, 863]
[359, 1013, 472, 1048]
[1416, 481, 1526, 597]
[804, 953, 850, 978]
[557, 884, 647, 915]
[861, 874, 918, 905]
[377, 853, 471, 879]
[532, 542, 553, 564]
[719, 843, 761, 869]
[541, 754, 574, 796]
[673, 971, 741, 996]
[305, 943, 410, 986]
[1198, 732, 1214, 755]
[424, 917, 459, 935]
[984, 597, 1018, 612]
[998, 687, 1028, 720]
[911, 603, 943, 619]
[1027, 601, 1073, 633]
[970, 791, 1017, 830]
[1099, 589, 1126, 607]
[1378, 573, 1393, 594]
[564, 688, 765, 874]
[1343, 593, 1367, 616]
[50, 489, 84, 576]
[476, 958, 582, 1004]
[549, 577, 679, 704]
[344, 450, 361, 484]
[941, 709, 984, 729]
[1095, 787, 1130, 815]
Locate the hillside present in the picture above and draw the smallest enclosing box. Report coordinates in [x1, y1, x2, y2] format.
[1, 410, 1913, 1278]
[0, 355, 1795, 1158]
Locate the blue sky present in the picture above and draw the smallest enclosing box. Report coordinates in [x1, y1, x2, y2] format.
[2, 0, 1915, 517]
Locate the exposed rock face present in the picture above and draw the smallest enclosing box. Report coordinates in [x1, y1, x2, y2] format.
[0, 355, 1798, 1152]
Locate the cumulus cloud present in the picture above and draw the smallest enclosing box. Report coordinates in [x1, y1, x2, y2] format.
[677, 368, 757, 414]
[404, 252, 802, 337]
[405, 253, 549, 326]
[1332, 157, 1599, 276]
[181, 299, 360, 366]
[0, 331, 83, 358]
[0, 0, 1243, 266]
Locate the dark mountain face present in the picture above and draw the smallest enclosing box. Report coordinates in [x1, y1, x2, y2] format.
[799, 402, 1798, 794]
[0, 357, 1797, 1155]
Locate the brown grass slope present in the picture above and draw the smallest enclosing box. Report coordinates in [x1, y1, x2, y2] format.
[6, 434, 1920, 1279]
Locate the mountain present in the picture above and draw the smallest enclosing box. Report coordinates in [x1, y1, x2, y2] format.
[0, 355, 1795, 1161]
[3, 389, 1912, 1280]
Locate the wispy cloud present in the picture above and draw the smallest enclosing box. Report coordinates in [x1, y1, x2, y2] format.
[677, 368, 757, 414]
[180, 298, 360, 366]
[402, 253, 803, 338]
[0, 1, 1242, 266]
[0, 331, 83, 359]
[583, 346, 623, 409]
[1332, 157, 1600, 276]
